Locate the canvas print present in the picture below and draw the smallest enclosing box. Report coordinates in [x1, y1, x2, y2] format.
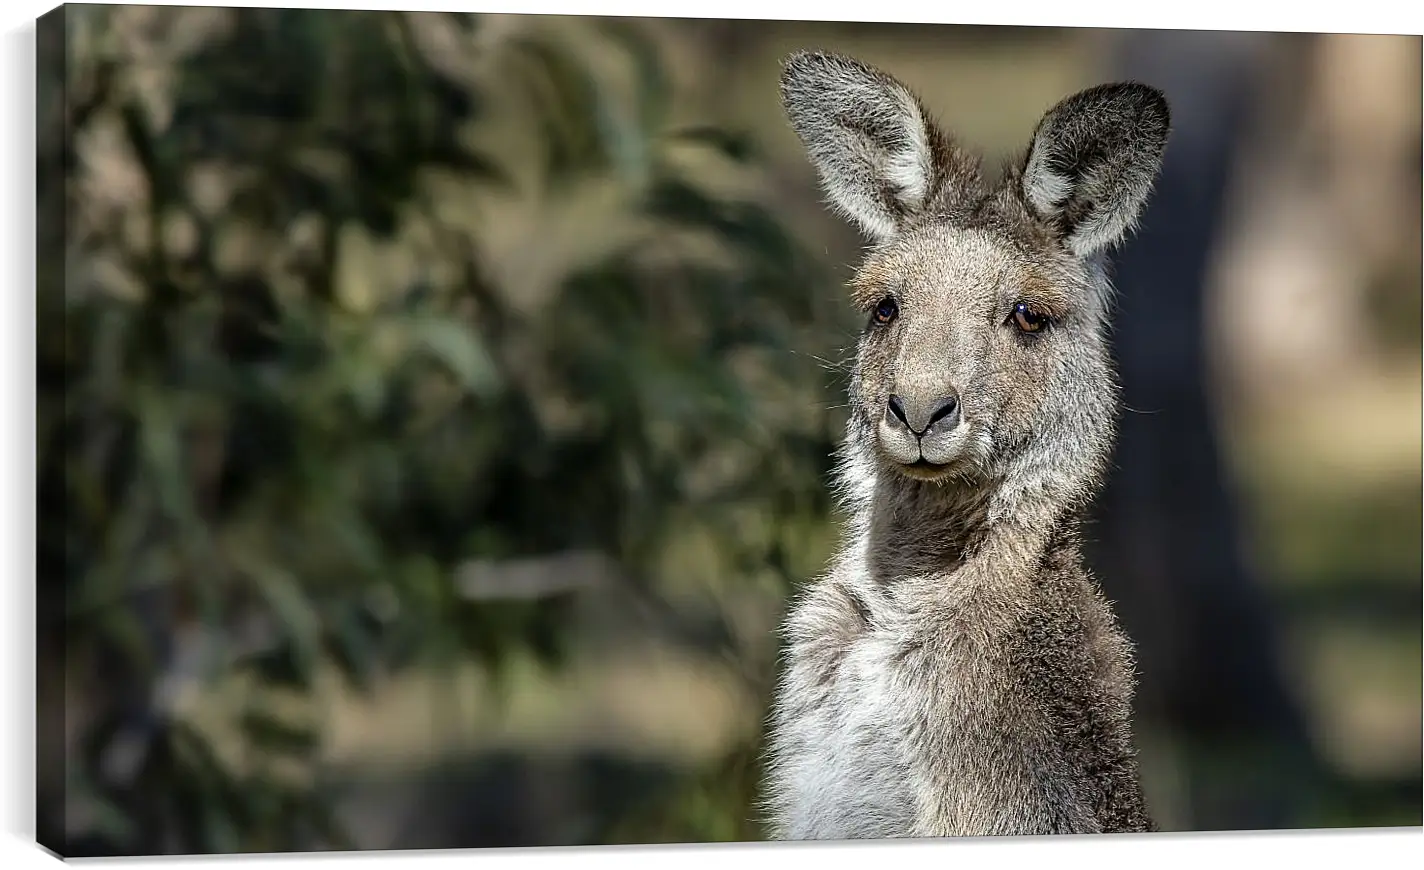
[37, 3, 1422, 856]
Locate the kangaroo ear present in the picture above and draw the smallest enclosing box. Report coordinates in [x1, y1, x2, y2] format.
[780, 51, 979, 243]
[1020, 82, 1170, 258]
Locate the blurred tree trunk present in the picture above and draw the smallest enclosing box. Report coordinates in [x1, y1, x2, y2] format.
[1088, 30, 1324, 831]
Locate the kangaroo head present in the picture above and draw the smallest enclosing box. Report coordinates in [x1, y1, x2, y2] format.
[781, 51, 1169, 506]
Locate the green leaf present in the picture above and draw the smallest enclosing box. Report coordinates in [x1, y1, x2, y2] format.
[509, 32, 645, 184]
[404, 316, 502, 397]
[239, 709, 319, 757]
[669, 125, 758, 163]
[306, 795, 358, 851]
[239, 555, 323, 688]
[66, 772, 139, 846]
[202, 800, 243, 854]
[595, 17, 669, 138]
[325, 602, 381, 690]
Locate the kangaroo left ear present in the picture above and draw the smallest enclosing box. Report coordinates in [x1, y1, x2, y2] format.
[1020, 82, 1170, 259]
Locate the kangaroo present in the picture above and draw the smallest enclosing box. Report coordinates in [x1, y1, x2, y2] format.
[761, 51, 1170, 840]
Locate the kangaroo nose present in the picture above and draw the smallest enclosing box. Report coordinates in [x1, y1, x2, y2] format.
[886, 392, 960, 436]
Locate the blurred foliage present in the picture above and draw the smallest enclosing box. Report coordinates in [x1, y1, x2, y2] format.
[40, 6, 839, 855]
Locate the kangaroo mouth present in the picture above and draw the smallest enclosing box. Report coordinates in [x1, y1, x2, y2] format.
[873, 416, 975, 480]
[896, 456, 958, 481]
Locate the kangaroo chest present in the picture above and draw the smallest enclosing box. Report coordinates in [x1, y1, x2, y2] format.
[768, 559, 1054, 840]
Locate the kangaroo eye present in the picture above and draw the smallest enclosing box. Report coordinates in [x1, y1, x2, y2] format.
[1010, 302, 1049, 334]
[872, 297, 899, 325]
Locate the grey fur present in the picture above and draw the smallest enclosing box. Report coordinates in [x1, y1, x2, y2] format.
[763, 51, 1170, 840]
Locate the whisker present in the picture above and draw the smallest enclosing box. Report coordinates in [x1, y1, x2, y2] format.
[789, 348, 855, 374]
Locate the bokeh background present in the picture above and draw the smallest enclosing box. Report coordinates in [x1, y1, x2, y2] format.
[37, 5, 1422, 856]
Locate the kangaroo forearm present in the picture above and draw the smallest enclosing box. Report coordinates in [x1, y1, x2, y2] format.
[891, 635, 1105, 835]
[908, 761, 1102, 837]
[888, 548, 1128, 832]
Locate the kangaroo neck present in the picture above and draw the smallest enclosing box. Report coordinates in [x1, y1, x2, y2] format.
[859, 466, 1073, 583]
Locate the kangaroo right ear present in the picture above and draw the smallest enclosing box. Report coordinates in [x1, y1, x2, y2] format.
[780, 51, 978, 244]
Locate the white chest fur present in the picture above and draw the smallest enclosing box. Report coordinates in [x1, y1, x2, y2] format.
[768, 599, 920, 840]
